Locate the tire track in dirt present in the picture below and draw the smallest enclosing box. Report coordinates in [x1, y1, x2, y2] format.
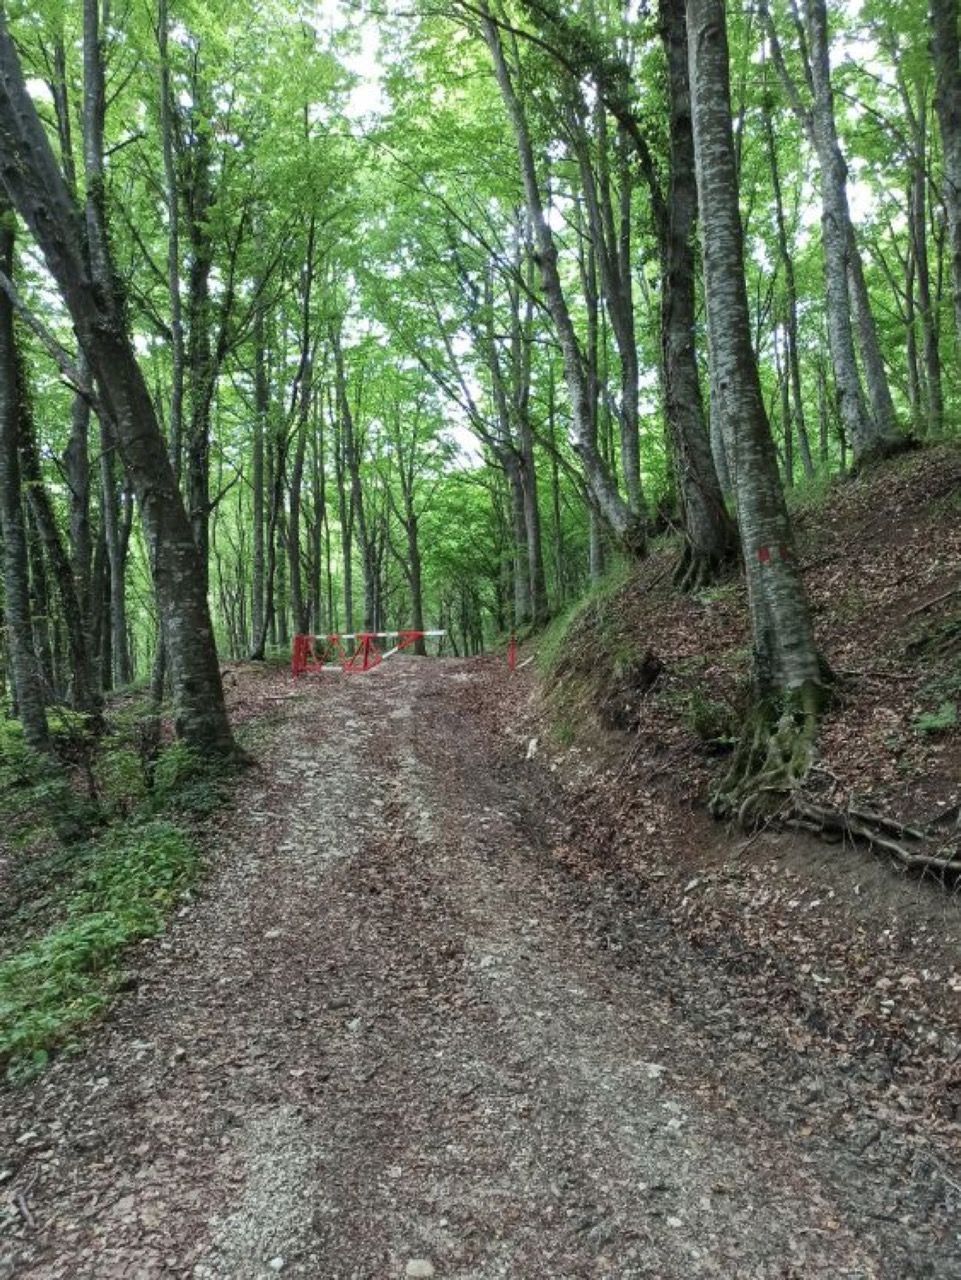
[1, 658, 958, 1279]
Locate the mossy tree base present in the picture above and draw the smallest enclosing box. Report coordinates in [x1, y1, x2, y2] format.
[710, 680, 826, 827]
[673, 540, 736, 594]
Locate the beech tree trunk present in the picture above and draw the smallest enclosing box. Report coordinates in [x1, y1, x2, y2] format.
[99, 424, 131, 687]
[900, 74, 945, 434]
[931, 0, 961, 347]
[807, 0, 896, 450]
[0, 11, 234, 753]
[287, 366, 311, 637]
[18, 358, 101, 717]
[310, 404, 324, 634]
[251, 298, 267, 649]
[660, 0, 737, 585]
[181, 61, 216, 586]
[25, 501, 56, 697]
[512, 0, 733, 578]
[480, 5, 646, 555]
[64, 373, 92, 628]
[687, 0, 821, 701]
[0, 206, 49, 750]
[763, 100, 814, 479]
[505, 454, 531, 627]
[764, 0, 902, 463]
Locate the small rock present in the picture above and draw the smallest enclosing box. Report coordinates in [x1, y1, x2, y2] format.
[405, 1262, 435, 1279]
[268, 1259, 285, 1273]
[264, 929, 283, 940]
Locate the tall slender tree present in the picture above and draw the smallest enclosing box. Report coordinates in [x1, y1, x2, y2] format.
[687, 0, 824, 819]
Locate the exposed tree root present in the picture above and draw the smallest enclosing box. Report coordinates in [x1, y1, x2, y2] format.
[711, 692, 961, 881]
[710, 687, 821, 826]
[783, 800, 961, 880]
[672, 541, 735, 594]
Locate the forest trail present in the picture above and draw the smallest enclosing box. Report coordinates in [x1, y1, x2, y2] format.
[2, 658, 959, 1280]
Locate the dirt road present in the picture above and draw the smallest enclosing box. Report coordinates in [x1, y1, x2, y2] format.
[1, 659, 959, 1278]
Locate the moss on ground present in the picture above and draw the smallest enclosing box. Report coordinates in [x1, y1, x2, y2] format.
[0, 708, 236, 1083]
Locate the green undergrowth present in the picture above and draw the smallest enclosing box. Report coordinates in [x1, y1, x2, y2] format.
[535, 557, 649, 745]
[537, 556, 637, 681]
[0, 707, 235, 1084]
[0, 820, 198, 1082]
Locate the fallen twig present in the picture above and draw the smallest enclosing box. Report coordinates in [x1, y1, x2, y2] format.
[13, 1190, 36, 1230]
[907, 585, 961, 619]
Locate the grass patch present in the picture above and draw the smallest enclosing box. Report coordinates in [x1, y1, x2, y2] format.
[0, 717, 233, 1083]
[537, 557, 636, 679]
[913, 701, 958, 735]
[785, 467, 839, 517]
[0, 819, 198, 1081]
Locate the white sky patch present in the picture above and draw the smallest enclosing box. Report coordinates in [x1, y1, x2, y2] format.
[25, 78, 53, 104]
[305, 0, 387, 121]
[345, 17, 386, 120]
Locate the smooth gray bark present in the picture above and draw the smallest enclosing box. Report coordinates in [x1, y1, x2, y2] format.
[480, 5, 646, 554]
[660, 0, 737, 582]
[931, 0, 961, 347]
[688, 0, 821, 698]
[763, 0, 901, 462]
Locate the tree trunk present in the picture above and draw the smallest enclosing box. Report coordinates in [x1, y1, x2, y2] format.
[931, 0, 961, 347]
[504, 452, 531, 628]
[763, 98, 814, 479]
[546, 368, 566, 604]
[18, 358, 101, 717]
[251, 298, 267, 649]
[0, 208, 48, 750]
[337, 422, 354, 635]
[158, 0, 185, 481]
[687, 0, 822, 711]
[181, 63, 215, 586]
[287, 366, 311, 636]
[480, 6, 646, 554]
[25, 501, 56, 699]
[845, 239, 899, 446]
[660, 0, 738, 587]
[310, 400, 324, 634]
[99, 423, 131, 687]
[589, 508, 605, 584]
[518, 418, 548, 624]
[763, 0, 901, 463]
[0, 11, 234, 753]
[906, 91, 944, 435]
[804, 0, 898, 454]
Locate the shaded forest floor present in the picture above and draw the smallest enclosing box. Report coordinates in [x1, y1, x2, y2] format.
[0, 638, 959, 1277]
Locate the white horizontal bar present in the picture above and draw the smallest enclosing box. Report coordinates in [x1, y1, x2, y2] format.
[318, 630, 446, 640]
